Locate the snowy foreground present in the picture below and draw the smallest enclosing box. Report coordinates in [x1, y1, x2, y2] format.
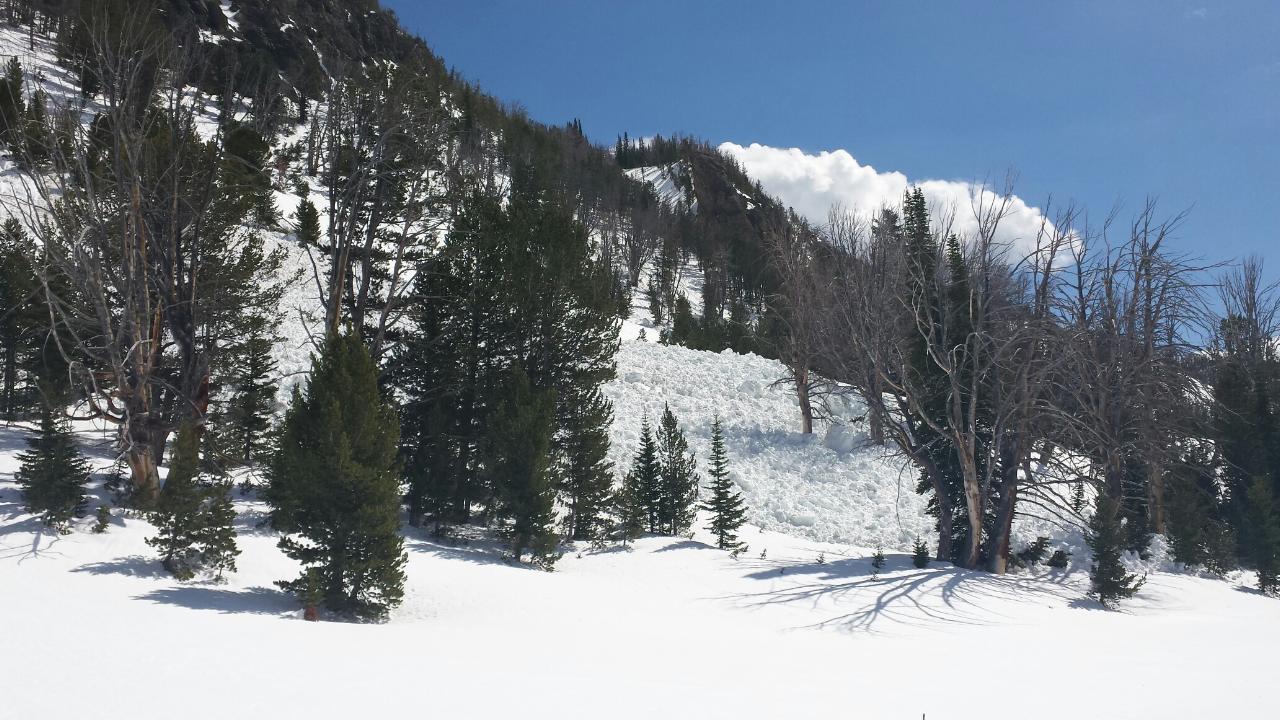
[4, 342, 1280, 719]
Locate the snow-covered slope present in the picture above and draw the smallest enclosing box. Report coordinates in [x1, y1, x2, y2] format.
[624, 162, 695, 211]
[2, 419, 1278, 720]
[606, 339, 934, 549]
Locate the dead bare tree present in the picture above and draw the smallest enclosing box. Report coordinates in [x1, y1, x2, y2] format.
[766, 217, 828, 434]
[1049, 201, 1211, 536]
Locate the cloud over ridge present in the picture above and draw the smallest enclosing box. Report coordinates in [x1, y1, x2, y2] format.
[719, 141, 1052, 253]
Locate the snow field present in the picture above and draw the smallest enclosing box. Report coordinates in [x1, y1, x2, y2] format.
[3, 427, 1277, 720]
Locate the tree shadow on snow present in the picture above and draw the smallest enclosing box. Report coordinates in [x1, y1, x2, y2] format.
[134, 585, 294, 616]
[73, 554, 170, 579]
[401, 527, 542, 571]
[0, 520, 70, 562]
[722, 554, 1082, 634]
[232, 505, 278, 537]
[653, 539, 715, 553]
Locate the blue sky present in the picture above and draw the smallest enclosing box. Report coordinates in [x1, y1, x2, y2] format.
[387, 0, 1278, 275]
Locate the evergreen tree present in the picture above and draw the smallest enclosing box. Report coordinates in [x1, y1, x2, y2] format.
[1244, 477, 1280, 594]
[0, 217, 44, 421]
[1087, 495, 1146, 608]
[267, 333, 406, 619]
[93, 505, 111, 534]
[561, 387, 615, 541]
[198, 483, 241, 580]
[656, 404, 698, 535]
[15, 406, 89, 529]
[670, 293, 700, 348]
[699, 415, 747, 549]
[0, 57, 23, 152]
[912, 538, 931, 568]
[484, 365, 559, 565]
[295, 197, 321, 246]
[395, 180, 619, 531]
[624, 416, 661, 534]
[221, 120, 277, 226]
[616, 464, 648, 545]
[146, 422, 207, 580]
[222, 316, 279, 464]
[20, 87, 48, 167]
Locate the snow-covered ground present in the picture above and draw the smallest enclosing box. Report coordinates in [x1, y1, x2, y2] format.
[2, 421, 1277, 719]
[4, 328, 1280, 719]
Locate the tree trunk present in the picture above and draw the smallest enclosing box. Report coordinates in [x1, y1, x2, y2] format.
[796, 366, 813, 434]
[989, 469, 1019, 575]
[1148, 462, 1165, 535]
[964, 481, 983, 570]
[867, 407, 884, 446]
[125, 443, 161, 508]
[921, 459, 953, 562]
[989, 440, 1024, 574]
[2, 340, 14, 421]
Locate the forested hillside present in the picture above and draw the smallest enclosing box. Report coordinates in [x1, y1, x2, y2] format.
[1, 0, 1278, 664]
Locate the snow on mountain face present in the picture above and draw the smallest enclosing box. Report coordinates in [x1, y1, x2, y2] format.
[624, 162, 695, 211]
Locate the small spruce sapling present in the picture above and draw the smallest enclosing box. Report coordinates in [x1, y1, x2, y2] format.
[1014, 536, 1051, 568]
[15, 406, 91, 530]
[93, 505, 111, 533]
[871, 545, 886, 572]
[1087, 495, 1145, 607]
[1046, 549, 1070, 569]
[912, 537, 930, 568]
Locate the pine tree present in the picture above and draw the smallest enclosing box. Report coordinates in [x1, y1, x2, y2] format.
[395, 180, 619, 532]
[0, 218, 42, 421]
[15, 406, 90, 529]
[912, 537, 931, 568]
[221, 120, 277, 226]
[21, 87, 48, 167]
[267, 333, 406, 619]
[616, 467, 647, 546]
[223, 316, 279, 464]
[656, 405, 698, 535]
[561, 387, 615, 541]
[1087, 495, 1146, 608]
[146, 422, 207, 580]
[622, 416, 661, 535]
[871, 545, 886, 571]
[484, 365, 559, 565]
[295, 197, 321, 246]
[699, 415, 747, 549]
[1244, 477, 1280, 594]
[93, 505, 111, 533]
[670, 293, 700, 348]
[0, 57, 23, 152]
[146, 422, 240, 579]
[197, 483, 241, 579]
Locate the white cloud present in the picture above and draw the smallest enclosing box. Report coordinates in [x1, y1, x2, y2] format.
[718, 141, 1056, 256]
